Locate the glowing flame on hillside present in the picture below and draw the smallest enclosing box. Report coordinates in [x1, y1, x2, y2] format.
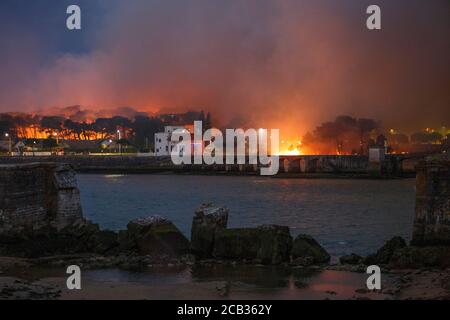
[276, 140, 303, 156]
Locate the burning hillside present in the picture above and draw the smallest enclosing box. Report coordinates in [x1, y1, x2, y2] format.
[0, 108, 211, 151]
[0, 106, 447, 155]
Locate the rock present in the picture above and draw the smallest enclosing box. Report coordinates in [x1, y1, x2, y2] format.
[57, 221, 119, 255]
[256, 225, 293, 264]
[0, 163, 84, 237]
[371, 236, 407, 265]
[213, 225, 292, 265]
[340, 253, 363, 265]
[215, 281, 230, 297]
[291, 256, 315, 267]
[0, 163, 120, 257]
[0, 220, 119, 258]
[412, 158, 450, 246]
[213, 228, 261, 261]
[388, 246, 450, 269]
[191, 204, 229, 258]
[363, 254, 377, 266]
[291, 234, 330, 264]
[119, 215, 189, 256]
[89, 229, 119, 254]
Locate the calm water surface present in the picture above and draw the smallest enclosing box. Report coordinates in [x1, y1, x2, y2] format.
[78, 174, 416, 257]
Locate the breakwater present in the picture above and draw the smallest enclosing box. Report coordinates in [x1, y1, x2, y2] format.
[0, 163, 84, 236]
[0, 154, 412, 176]
[412, 157, 450, 245]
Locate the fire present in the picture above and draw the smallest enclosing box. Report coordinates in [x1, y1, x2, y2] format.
[15, 125, 107, 141]
[17, 125, 48, 139]
[277, 148, 302, 156]
[276, 139, 303, 156]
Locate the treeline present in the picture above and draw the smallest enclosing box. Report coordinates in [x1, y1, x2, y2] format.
[0, 110, 212, 151]
[302, 116, 382, 155]
[302, 115, 448, 155]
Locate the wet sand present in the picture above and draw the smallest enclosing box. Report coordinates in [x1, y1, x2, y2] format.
[0, 259, 394, 300]
[1, 256, 448, 300]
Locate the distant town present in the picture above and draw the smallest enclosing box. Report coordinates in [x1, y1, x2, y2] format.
[0, 106, 448, 157]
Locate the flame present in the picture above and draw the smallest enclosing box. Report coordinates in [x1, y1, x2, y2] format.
[15, 125, 109, 141]
[276, 139, 303, 156]
[277, 148, 302, 156]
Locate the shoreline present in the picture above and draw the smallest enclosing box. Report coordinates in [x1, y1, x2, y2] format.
[1, 160, 448, 300]
[1, 255, 448, 300]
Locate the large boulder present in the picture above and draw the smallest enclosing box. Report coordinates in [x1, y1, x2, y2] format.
[291, 234, 330, 264]
[339, 253, 363, 265]
[191, 204, 229, 258]
[119, 216, 189, 256]
[213, 225, 292, 264]
[0, 220, 119, 258]
[257, 225, 293, 264]
[388, 246, 450, 269]
[365, 236, 407, 265]
[0, 163, 119, 258]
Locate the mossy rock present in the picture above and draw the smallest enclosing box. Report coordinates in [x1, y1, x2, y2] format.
[119, 216, 189, 256]
[190, 204, 228, 258]
[388, 246, 450, 269]
[213, 225, 292, 264]
[339, 253, 363, 265]
[374, 236, 407, 264]
[213, 228, 261, 260]
[292, 234, 330, 264]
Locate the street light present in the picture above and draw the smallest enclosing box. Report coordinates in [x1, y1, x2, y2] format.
[4, 133, 11, 156]
[53, 131, 59, 144]
[117, 130, 122, 154]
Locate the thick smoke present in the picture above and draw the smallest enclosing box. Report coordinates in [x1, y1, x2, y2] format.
[0, 0, 449, 136]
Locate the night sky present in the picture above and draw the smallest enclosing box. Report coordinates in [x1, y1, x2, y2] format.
[0, 0, 449, 133]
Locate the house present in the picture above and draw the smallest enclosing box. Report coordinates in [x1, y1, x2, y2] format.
[155, 132, 170, 156]
[155, 126, 197, 157]
[368, 146, 385, 163]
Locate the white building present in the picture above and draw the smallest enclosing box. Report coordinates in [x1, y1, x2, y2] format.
[155, 126, 193, 156]
[369, 146, 386, 163]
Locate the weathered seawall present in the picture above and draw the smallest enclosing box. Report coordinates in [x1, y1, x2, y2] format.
[0, 154, 410, 176]
[412, 158, 450, 245]
[0, 163, 84, 236]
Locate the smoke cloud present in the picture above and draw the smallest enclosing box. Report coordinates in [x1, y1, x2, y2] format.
[0, 0, 449, 136]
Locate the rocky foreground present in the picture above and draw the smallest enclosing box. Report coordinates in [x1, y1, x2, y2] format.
[0, 204, 449, 300]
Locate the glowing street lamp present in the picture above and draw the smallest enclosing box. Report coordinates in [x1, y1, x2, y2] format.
[4, 133, 12, 155]
[117, 130, 122, 154]
[53, 131, 59, 145]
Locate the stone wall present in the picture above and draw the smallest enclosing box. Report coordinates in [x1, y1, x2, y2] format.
[0, 154, 407, 175]
[280, 155, 369, 173]
[0, 156, 166, 172]
[0, 163, 84, 236]
[412, 156, 450, 245]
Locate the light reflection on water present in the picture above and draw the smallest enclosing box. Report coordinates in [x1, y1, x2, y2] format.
[81, 266, 394, 300]
[78, 174, 415, 257]
[84, 265, 319, 287]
